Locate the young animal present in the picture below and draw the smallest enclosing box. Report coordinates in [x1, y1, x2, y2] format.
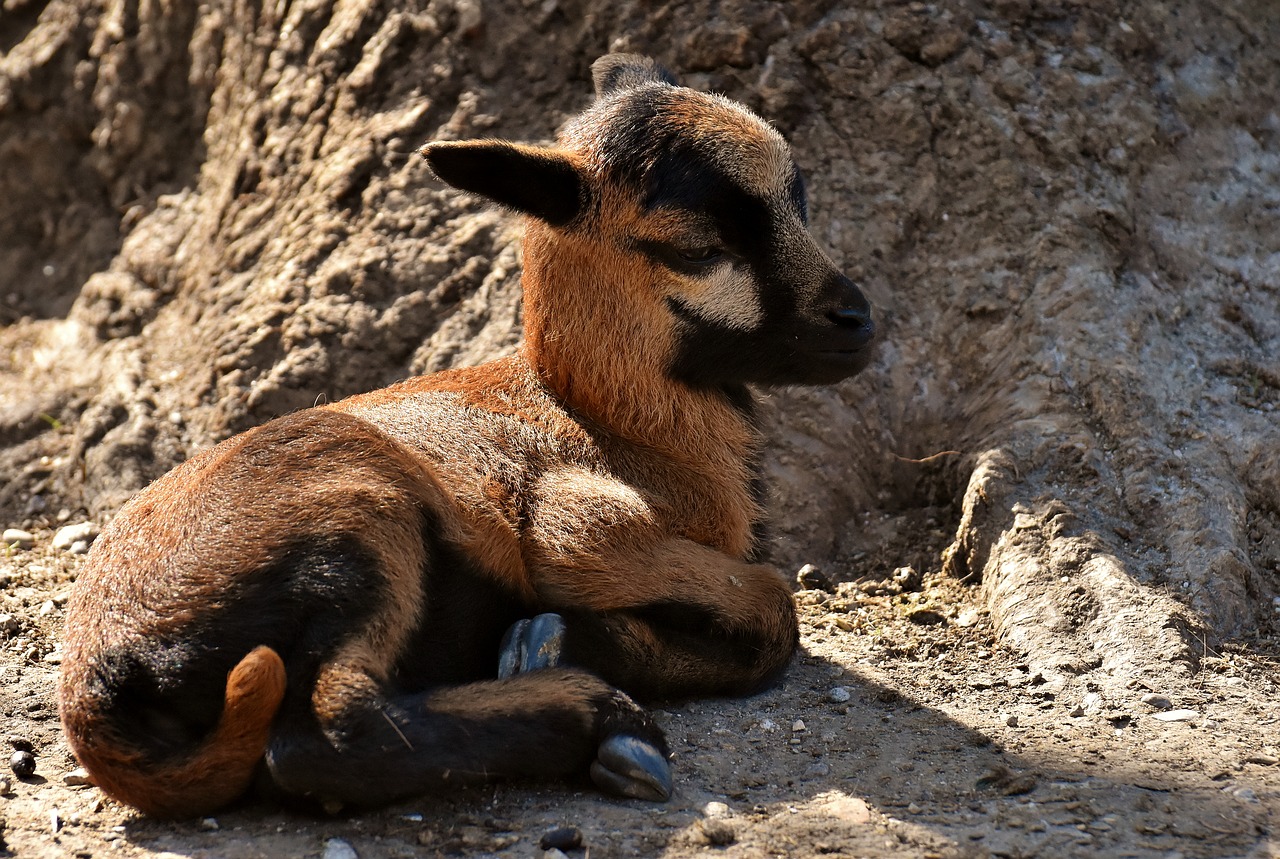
[59, 54, 876, 818]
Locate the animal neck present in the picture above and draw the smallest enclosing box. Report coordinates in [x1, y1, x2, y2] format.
[519, 223, 760, 479]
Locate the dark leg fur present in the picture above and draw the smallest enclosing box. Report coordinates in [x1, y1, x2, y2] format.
[264, 666, 670, 809]
[557, 603, 798, 702]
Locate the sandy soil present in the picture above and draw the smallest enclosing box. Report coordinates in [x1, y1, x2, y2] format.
[2, 533, 1277, 858]
[1, 0, 1278, 856]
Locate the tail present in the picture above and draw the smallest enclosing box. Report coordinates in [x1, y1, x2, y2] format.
[61, 646, 287, 819]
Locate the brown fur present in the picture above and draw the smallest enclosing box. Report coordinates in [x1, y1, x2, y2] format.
[59, 54, 875, 817]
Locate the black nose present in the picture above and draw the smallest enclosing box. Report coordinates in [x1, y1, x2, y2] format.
[823, 274, 875, 337]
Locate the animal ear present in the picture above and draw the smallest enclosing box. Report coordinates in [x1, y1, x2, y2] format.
[591, 53, 678, 97]
[419, 140, 587, 227]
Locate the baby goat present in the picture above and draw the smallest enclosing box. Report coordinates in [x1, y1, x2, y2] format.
[59, 54, 876, 818]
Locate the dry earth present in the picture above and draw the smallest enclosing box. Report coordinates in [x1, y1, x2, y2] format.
[2, 0, 1279, 856]
[1, 540, 1278, 858]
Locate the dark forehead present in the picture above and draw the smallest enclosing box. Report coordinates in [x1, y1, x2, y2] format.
[589, 87, 799, 203]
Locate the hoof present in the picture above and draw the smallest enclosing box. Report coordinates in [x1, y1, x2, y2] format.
[497, 613, 565, 678]
[590, 734, 672, 802]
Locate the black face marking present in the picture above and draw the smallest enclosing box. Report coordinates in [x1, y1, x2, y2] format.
[588, 87, 877, 388]
[634, 239, 728, 276]
[789, 169, 808, 224]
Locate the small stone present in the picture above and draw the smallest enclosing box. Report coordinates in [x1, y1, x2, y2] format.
[907, 608, 946, 626]
[1245, 754, 1279, 766]
[805, 761, 831, 778]
[0, 614, 17, 634]
[2, 528, 34, 549]
[53, 522, 99, 552]
[62, 767, 94, 787]
[907, 802, 923, 814]
[758, 718, 777, 732]
[543, 850, 569, 859]
[538, 826, 582, 851]
[829, 686, 851, 704]
[8, 737, 33, 752]
[68, 539, 92, 555]
[1140, 693, 1173, 710]
[1152, 709, 1199, 722]
[796, 563, 833, 591]
[199, 817, 219, 831]
[0, 775, 11, 795]
[39, 600, 57, 616]
[11, 750, 36, 778]
[792, 719, 806, 732]
[1234, 787, 1259, 803]
[1005, 714, 1019, 727]
[323, 838, 359, 859]
[699, 818, 737, 846]
[703, 801, 732, 819]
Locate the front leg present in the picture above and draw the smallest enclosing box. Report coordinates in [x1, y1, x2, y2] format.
[519, 469, 798, 701]
[554, 542, 798, 700]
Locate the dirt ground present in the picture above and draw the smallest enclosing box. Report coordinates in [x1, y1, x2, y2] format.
[1, 532, 1277, 858]
[2, 0, 1279, 855]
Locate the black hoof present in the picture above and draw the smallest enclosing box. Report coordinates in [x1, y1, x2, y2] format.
[497, 613, 565, 678]
[590, 734, 673, 802]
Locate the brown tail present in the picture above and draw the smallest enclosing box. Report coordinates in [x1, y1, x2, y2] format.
[65, 646, 287, 819]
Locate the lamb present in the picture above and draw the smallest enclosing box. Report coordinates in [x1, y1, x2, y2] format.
[58, 53, 877, 818]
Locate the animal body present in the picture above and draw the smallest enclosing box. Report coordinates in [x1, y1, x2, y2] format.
[59, 54, 877, 818]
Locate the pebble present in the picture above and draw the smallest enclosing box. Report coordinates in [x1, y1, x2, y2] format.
[1152, 709, 1199, 722]
[805, 761, 831, 778]
[1004, 714, 1019, 727]
[62, 767, 94, 787]
[1245, 753, 1279, 766]
[828, 686, 851, 704]
[792, 719, 806, 732]
[538, 826, 582, 851]
[53, 522, 99, 553]
[699, 818, 737, 846]
[11, 750, 36, 778]
[323, 838, 359, 859]
[1140, 693, 1173, 710]
[0, 775, 10, 794]
[0, 613, 17, 634]
[703, 801, 732, 819]
[543, 850, 569, 859]
[2, 528, 34, 549]
[199, 817, 219, 831]
[796, 563, 833, 591]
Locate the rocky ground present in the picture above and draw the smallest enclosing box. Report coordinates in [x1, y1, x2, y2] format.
[2, 0, 1279, 856]
[1, 526, 1277, 858]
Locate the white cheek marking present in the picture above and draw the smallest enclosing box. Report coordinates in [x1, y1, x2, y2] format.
[678, 265, 764, 331]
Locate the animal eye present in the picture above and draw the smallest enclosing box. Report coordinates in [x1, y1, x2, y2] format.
[676, 246, 724, 265]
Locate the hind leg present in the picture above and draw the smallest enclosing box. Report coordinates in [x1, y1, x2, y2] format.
[264, 657, 671, 811]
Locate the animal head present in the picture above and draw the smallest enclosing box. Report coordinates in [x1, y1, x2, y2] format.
[420, 54, 876, 391]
